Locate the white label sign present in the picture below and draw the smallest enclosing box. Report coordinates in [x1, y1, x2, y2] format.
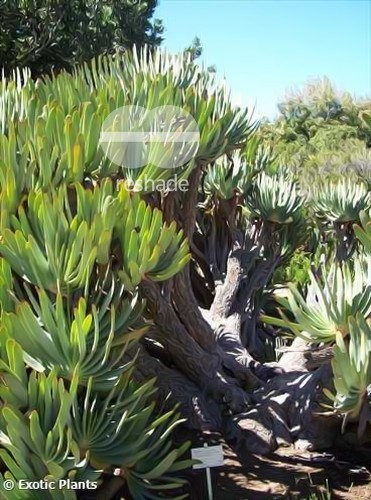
[191, 445, 224, 469]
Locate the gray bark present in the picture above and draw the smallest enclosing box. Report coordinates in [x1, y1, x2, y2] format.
[135, 185, 341, 453]
[227, 363, 341, 454]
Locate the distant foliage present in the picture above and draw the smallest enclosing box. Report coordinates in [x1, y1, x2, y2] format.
[261, 77, 371, 187]
[184, 36, 203, 61]
[0, 0, 163, 77]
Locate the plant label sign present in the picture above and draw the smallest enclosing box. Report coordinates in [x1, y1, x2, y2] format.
[191, 445, 224, 469]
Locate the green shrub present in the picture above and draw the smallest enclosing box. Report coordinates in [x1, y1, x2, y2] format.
[0, 0, 163, 77]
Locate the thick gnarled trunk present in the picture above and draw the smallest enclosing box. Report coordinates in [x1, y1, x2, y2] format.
[132, 166, 339, 454]
[134, 261, 339, 454]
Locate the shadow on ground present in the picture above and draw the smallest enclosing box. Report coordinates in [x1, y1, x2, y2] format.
[174, 427, 371, 500]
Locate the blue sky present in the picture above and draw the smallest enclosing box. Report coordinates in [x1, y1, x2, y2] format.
[156, 0, 371, 119]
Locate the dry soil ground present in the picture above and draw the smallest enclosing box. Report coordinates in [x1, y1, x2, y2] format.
[176, 429, 371, 499]
[94, 427, 371, 499]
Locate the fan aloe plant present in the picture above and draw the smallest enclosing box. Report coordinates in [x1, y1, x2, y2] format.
[263, 258, 371, 344]
[0, 41, 269, 498]
[323, 313, 371, 436]
[1, 47, 248, 499]
[202, 137, 272, 200]
[309, 178, 371, 261]
[6, 38, 370, 488]
[263, 251, 371, 436]
[0, 181, 192, 499]
[354, 209, 371, 252]
[310, 178, 371, 224]
[246, 171, 304, 225]
[0, 337, 190, 500]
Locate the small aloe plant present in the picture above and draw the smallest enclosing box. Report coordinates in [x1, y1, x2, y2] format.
[323, 313, 371, 436]
[246, 171, 305, 224]
[262, 259, 371, 344]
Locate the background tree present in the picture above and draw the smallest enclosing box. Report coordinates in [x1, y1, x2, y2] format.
[260, 77, 371, 188]
[184, 36, 203, 61]
[183, 36, 216, 72]
[0, 0, 164, 77]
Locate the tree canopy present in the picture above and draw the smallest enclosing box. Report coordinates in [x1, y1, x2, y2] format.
[0, 0, 164, 77]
